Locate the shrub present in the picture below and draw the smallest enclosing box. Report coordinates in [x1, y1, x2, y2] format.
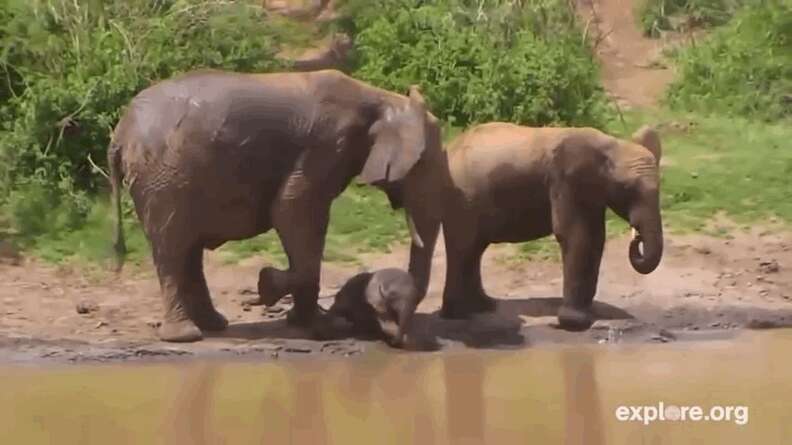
[637, 0, 748, 37]
[340, 0, 610, 129]
[665, 1, 792, 120]
[0, 0, 286, 243]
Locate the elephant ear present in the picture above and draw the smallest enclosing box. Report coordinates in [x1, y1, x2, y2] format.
[631, 125, 662, 166]
[359, 86, 428, 185]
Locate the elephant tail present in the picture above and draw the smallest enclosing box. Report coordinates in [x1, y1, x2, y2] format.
[107, 141, 126, 272]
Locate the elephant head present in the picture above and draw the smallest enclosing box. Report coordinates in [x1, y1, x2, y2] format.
[609, 125, 664, 275]
[328, 268, 420, 348]
[358, 85, 446, 299]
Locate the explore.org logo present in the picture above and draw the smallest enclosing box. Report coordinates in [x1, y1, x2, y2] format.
[615, 402, 749, 426]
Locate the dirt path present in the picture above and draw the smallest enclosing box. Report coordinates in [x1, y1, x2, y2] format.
[577, 0, 680, 108]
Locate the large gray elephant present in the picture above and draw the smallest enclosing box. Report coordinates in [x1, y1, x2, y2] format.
[405, 123, 664, 330]
[107, 69, 441, 342]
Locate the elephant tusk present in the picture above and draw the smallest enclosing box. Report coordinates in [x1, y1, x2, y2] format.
[406, 212, 425, 249]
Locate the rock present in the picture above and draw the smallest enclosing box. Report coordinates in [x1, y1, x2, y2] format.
[76, 301, 99, 315]
[745, 319, 778, 330]
[146, 320, 161, 329]
[694, 246, 711, 255]
[285, 346, 312, 353]
[95, 321, 107, 329]
[758, 260, 780, 274]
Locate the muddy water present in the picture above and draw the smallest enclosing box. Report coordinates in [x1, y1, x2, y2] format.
[1, 331, 790, 444]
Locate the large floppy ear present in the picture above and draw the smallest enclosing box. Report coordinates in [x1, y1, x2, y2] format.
[631, 125, 662, 166]
[359, 85, 428, 185]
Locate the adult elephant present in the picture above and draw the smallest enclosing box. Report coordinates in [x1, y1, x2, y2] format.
[405, 123, 664, 331]
[107, 69, 441, 342]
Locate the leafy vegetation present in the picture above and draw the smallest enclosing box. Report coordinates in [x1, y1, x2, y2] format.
[341, 0, 610, 128]
[0, 0, 611, 265]
[637, 0, 749, 36]
[665, 1, 792, 121]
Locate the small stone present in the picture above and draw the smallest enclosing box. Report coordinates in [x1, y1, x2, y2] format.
[746, 319, 778, 330]
[709, 321, 721, 328]
[242, 305, 252, 312]
[95, 321, 107, 329]
[146, 320, 161, 329]
[285, 346, 312, 354]
[694, 246, 711, 255]
[76, 301, 99, 315]
[747, 282, 753, 288]
[758, 260, 780, 274]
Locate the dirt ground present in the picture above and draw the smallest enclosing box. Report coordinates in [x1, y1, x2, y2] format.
[2, 0, 790, 364]
[2, 226, 792, 364]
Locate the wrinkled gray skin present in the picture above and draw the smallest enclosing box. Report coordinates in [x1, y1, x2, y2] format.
[108, 69, 441, 342]
[406, 124, 664, 331]
[327, 268, 419, 348]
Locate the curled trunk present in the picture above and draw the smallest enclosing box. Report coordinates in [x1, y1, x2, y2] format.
[628, 193, 663, 274]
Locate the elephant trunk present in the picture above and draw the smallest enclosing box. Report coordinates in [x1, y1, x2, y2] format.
[628, 192, 663, 274]
[406, 208, 440, 299]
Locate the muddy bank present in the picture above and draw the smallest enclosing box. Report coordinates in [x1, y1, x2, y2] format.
[2, 227, 792, 365]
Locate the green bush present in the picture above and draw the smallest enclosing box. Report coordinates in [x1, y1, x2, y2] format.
[340, 0, 610, 128]
[665, 1, 792, 120]
[0, 0, 288, 253]
[637, 0, 748, 37]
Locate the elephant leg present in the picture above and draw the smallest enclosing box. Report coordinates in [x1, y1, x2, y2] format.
[153, 243, 206, 342]
[268, 201, 330, 328]
[184, 245, 228, 332]
[441, 239, 495, 319]
[552, 198, 605, 331]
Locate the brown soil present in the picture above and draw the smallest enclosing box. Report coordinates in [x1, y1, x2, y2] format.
[2, 227, 792, 363]
[577, 0, 692, 108]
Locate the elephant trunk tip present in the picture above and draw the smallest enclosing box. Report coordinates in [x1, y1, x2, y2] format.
[628, 231, 663, 274]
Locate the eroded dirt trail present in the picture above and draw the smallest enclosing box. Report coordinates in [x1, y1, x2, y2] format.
[577, 0, 680, 107]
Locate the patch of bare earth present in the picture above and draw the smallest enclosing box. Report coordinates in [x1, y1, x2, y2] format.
[2, 224, 792, 363]
[576, 0, 697, 108]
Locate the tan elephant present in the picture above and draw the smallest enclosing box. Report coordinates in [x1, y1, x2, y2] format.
[107, 69, 441, 342]
[405, 123, 663, 330]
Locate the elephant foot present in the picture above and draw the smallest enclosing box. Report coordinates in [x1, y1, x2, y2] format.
[193, 308, 229, 332]
[158, 319, 203, 343]
[557, 305, 594, 331]
[440, 294, 498, 320]
[250, 267, 290, 306]
[285, 304, 321, 328]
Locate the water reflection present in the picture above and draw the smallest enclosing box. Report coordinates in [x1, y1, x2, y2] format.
[561, 349, 604, 445]
[1, 330, 791, 444]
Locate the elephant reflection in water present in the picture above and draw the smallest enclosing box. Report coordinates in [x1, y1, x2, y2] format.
[562, 350, 605, 445]
[167, 364, 220, 445]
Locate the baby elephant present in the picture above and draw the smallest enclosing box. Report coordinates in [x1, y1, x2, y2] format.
[327, 268, 420, 348]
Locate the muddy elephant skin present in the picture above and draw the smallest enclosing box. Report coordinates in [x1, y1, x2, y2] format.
[407, 123, 663, 331]
[107, 69, 441, 342]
